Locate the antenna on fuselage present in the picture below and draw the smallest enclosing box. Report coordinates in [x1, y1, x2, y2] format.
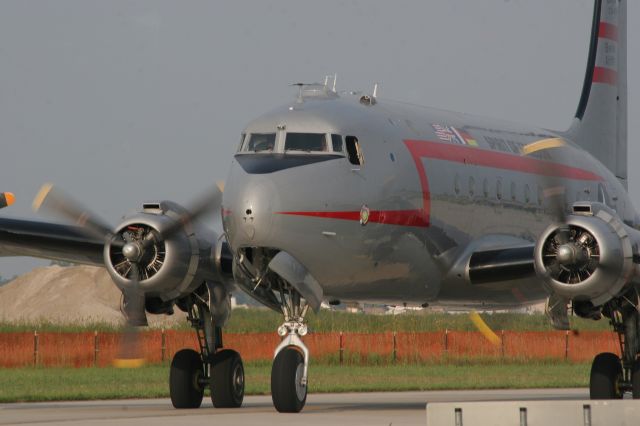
[291, 83, 305, 104]
[322, 74, 338, 93]
[360, 82, 379, 106]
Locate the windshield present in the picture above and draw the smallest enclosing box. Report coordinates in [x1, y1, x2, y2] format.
[243, 133, 276, 152]
[284, 133, 327, 152]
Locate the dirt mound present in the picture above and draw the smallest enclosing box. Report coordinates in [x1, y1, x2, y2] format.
[0, 265, 185, 327]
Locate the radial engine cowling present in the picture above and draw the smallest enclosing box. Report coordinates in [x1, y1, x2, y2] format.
[534, 204, 639, 306]
[104, 201, 218, 302]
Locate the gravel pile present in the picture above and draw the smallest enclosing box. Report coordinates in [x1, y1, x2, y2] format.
[0, 265, 185, 327]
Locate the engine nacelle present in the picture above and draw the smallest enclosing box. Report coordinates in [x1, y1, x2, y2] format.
[534, 203, 639, 306]
[104, 201, 220, 302]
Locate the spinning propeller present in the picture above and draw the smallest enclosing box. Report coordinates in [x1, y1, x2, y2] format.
[0, 192, 15, 209]
[469, 138, 574, 342]
[33, 183, 224, 366]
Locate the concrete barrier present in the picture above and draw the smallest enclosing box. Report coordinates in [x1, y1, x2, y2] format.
[426, 400, 640, 425]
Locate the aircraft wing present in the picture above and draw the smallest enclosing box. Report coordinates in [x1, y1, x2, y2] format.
[0, 217, 104, 266]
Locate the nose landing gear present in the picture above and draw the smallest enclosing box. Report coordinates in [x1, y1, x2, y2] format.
[271, 320, 309, 412]
[271, 285, 310, 412]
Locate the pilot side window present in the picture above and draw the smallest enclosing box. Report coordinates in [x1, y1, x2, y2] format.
[244, 133, 276, 152]
[331, 134, 344, 153]
[285, 133, 327, 152]
[345, 136, 363, 166]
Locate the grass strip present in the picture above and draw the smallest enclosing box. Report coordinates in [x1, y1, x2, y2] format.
[0, 361, 589, 403]
[0, 310, 611, 333]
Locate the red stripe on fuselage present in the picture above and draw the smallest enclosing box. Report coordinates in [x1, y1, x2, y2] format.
[404, 140, 603, 181]
[593, 66, 618, 86]
[277, 209, 429, 227]
[277, 139, 602, 227]
[598, 22, 618, 41]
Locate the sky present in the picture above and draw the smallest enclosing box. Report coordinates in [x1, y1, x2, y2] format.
[0, 0, 638, 277]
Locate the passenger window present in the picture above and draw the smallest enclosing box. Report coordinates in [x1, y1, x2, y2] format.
[496, 178, 503, 200]
[345, 136, 363, 166]
[285, 133, 327, 152]
[331, 134, 344, 153]
[244, 133, 276, 152]
[537, 185, 543, 205]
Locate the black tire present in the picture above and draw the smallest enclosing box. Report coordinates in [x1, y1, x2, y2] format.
[170, 349, 204, 408]
[590, 352, 623, 399]
[211, 349, 245, 408]
[632, 361, 640, 399]
[271, 347, 307, 413]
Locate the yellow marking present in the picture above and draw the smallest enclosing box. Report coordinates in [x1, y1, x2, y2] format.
[113, 358, 146, 368]
[521, 138, 566, 155]
[469, 310, 501, 346]
[216, 180, 225, 192]
[3, 192, 15, 206]
[32, 183, 53, 212]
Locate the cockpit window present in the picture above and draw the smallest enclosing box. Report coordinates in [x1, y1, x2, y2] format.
[285, 133, 327, 152]
[345, 136, 363, 165]
[244, 133, 276, 152]
[331, 134, 343, 153]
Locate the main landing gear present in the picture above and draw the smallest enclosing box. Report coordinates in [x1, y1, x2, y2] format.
[271, 284, 310, 413]
[589, 290, 640, 399]
[170, 287, 245, 409]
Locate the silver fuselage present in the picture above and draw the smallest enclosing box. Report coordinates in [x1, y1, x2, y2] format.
[222, 93, 636, 309]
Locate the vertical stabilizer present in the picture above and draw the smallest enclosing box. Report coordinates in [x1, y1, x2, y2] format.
[566, 0, 627, 188]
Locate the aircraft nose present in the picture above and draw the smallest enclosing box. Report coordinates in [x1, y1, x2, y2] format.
[224, 177, 278, 249]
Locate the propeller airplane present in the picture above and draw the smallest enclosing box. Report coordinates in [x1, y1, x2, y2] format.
[0, 0, 636, 412]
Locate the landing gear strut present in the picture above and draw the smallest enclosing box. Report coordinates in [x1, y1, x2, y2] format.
[170, 285, 245, 409]
[271, 283, 310, 413]
[590, 290, 640, 399]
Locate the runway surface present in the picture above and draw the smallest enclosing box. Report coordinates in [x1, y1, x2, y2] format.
[0, 389, 588, 426]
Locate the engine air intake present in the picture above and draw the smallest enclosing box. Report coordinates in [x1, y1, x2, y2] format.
[541, 225, 599, 284]
[109, 223, 166, 281]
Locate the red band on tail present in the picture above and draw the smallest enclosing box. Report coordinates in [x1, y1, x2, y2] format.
[593, 67, 617, 86]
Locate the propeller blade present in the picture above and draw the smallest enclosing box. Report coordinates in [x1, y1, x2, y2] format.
[541, 176, 568, 224]
[521, 138, 569, 224]
[114, 263, 147, 368]
[0, 192, 15, 209]
[32, 183, 114, 241]
[468, 310, 501, 346]
[157, 184, 223, 240]
[122, 263, 147, 326]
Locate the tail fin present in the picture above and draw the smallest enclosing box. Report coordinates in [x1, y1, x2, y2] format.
[565, 0, 627, 188]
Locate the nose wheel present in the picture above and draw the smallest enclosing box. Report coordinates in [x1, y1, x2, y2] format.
[272, 347, 307, 412]
[270, 288, 310, 413]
